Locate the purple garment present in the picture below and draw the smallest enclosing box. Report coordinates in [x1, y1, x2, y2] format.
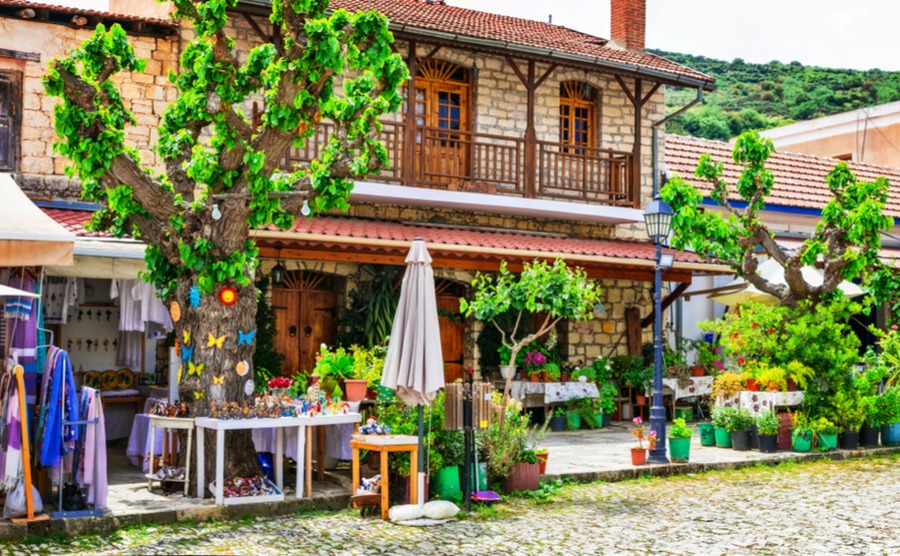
[8, 274, 38, 405]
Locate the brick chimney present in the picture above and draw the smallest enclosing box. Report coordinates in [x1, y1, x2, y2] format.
[610, 0, 646, 51]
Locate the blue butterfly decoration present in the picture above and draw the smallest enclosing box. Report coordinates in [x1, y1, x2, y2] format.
[237, 329, 257, 346]
[181, 344, 194, 361]
[189, 286, 201, 308]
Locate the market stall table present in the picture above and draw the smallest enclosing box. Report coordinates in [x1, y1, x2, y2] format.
[146, 416, 193, 496]
[508, 380, 600, 416]
[350, 434, 419, 520]
[658, 376, 714, 418]
[196, 412, 361, 505]
[716, 391, 805, 416]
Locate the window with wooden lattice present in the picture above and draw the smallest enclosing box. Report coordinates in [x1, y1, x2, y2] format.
[559, 81, 597, 154]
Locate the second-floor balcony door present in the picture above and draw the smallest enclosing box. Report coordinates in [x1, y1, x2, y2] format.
[413, 60, 471, 186]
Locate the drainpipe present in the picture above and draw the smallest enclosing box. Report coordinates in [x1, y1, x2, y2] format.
[652, 87, 704, 196]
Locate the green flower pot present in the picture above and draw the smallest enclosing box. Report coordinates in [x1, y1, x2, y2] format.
[818, 432, 838, 451]
[433, 465, 461, 502]
[566, 411, 581, 431]
[698, 423, 715, 446]
[594, 413, 605, 428]
[669, 437, 691, 463]
[714, 426, 732, 448]
[792, 429, 813, 452]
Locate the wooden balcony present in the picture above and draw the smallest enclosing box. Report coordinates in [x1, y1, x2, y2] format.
[286, 121, 635, 206]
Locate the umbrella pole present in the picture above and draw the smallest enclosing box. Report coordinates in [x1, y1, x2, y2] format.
[463, 381, 472, 512]
[417, 404, 425, 507]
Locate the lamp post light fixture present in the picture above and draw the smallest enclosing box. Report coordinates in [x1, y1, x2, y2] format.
[643, 195, 674, 464]
[271, 260, 287, 286]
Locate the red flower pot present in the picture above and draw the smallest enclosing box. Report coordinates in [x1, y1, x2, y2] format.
[746, 379, 759, 392]
[631, 448, 647, 466]
[786, 379, 797, 391]
[529, 374, 540, 383]
[691, 366, 705, 377]
[501, 462, 541, 493]
[343, 379, 368, 402]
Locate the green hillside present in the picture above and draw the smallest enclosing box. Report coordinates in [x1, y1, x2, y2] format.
[650, 50, 900, 140]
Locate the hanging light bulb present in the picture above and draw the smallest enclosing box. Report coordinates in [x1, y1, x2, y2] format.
[211, 203, 222, 221]
[301, 199, 311, 217]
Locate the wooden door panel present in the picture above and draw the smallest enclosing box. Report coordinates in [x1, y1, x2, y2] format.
[272, 289, 300, 375]
[437, 295, 464, 384]
[299, 291, 336, 375]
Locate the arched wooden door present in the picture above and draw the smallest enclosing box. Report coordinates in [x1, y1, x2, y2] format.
[436, 279, 466, 383]
[272, 271, 338, 375]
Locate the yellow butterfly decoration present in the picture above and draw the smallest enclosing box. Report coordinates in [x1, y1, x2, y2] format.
[193, 391, 205, 400]
[212, 375, 225, 385]
[183, 330, 191, 345]
[188, 362, 205, 377]
[208, 333, 225, 349]
[177, 365, 183, 383]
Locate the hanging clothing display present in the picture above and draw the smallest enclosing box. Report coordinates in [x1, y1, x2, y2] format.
[110, 280, 172, 333]
[116, 331, 143, 370]
[40, 348, 79, 468]
[1, 363, 21, 492]
[2, 274, 34, 322]
[5, 273, 39, 404]
[41, 276, 82, 325]
[78, 387, 107, 510]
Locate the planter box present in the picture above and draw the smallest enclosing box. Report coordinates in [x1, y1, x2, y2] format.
[669, 437, 691, 463]
[861, 426, 880, 448]
[838, 430, 859, 450]
[501, 462, 540, 493]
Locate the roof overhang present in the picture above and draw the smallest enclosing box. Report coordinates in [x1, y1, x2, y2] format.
[0, 173, 75, 266]
[254, 217, 731, 283]
[45, 239, 147, 279]
[349, 181, 643, 224]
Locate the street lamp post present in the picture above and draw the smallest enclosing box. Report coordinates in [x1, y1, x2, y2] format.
[644, 195, 674, 464]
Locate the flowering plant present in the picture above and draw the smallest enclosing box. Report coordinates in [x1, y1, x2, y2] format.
[523, 349, 547, 371]
[631, 416, 657, 450]
[268, 376, 293, 390]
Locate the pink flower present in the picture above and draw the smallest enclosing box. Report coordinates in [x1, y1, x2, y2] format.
[633, 416, 642, 424]
[648, 430, 657, 438]
[892, 324, 899, 331]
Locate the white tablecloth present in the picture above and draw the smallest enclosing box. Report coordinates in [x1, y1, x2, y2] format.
[252, 402, 361, 461]
[509, 381, 600, 404]
[662, 376, 713, 401]
[716, 391, 805, 416]
[126, 413, 166, 471]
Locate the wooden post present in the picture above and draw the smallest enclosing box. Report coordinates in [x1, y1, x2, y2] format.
[506, 58, 557, 199]
[625, 307, 642, 357]
[632, 78, 642, 208]
[11, 365, 48, 522]
[404, 40, 418, 189]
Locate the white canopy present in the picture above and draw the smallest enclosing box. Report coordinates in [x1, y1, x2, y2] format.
[0, 173, 75, 266]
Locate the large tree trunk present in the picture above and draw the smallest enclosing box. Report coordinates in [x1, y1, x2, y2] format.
[173, 277, 262, 491]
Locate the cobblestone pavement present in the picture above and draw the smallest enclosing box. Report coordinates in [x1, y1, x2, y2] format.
[5, 454, 899, 556]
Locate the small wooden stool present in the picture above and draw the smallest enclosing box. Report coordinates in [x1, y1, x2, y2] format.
[350, 434, 419, 520]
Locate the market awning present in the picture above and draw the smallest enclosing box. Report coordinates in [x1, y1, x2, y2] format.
[254, 216, 731, 283]
[0, 174, 75, 266]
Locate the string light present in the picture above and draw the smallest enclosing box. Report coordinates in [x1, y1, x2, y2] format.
[212, 203, 222, 220]
[301, 199, 311, 217]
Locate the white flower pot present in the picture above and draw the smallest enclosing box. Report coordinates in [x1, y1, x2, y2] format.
[499, 366, 516, 380]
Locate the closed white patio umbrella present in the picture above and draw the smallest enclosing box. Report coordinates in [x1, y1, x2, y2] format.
[380, 238, 444, 506]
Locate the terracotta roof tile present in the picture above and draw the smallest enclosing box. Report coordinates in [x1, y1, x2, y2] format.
[0, 0, 175, 26]
[333, 0, 713, 85]
[280, 215, 701, 263]
[665, 134, 900, 218]
[40, 207, 109, 237]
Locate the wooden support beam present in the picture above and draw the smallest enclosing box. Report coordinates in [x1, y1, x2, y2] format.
[614, 74, 635, 105]
[641, 281, 690, 328]
[641, 82, 662, 106]
[242, 12, 269, 43]
[404, 39, 418, 189]
[632, 78, 642, 207]
[625, 307, 643, 356]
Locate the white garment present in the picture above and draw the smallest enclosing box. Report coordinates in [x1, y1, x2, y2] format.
[131, 281, 172, 330]
[110, 280, 172, 332]
[42, 277, 82, 325]
[116, 331, 142, 369]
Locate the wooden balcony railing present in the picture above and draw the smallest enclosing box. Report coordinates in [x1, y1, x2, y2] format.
[286, 121, 634, 205]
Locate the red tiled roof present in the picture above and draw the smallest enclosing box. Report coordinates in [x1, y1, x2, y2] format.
[270, 215, 703, 264]
[40, 207, 110, 237]
[333, 0, 714, 85]
[665, 134, 900, 218]
[41, 205, 705, 265]
[0, 0, 175, 26]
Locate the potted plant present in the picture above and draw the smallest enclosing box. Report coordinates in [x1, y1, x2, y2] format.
[535, 448, 549, 474]
[755, 365, 788, 392]
[313, 344, 355, 399]
[431, 404, 464, 502]
[860, 394, 882, 448]
[727, 408, 755, 451]
[830, 388, 865, 450]
[692, 338, 718, 377]
[756, 409, 780, 453]
[548, 407, 566, 432]
[523, 349, 547, 383]
[575, 397, 598, 429]
[876, 386, 900, 447]
[630, 416, 657, 465]
[791, 412, 814, 452]
[482, 393, 546, 493]
[712, 371, 745, 400]
[565, 397, 584, 430]
[623, 365, 653, 404]
[697, 420, 716, 447]
[812, 417, 840, 451]
[597, 383, 617, 427]
[668, 417, 694, 463]
[785, 360, 815, 392]
[572, 366, 595, 383]
[497, 345, 516, 380]
[543, 362, 561, 383]
[711, 406, 734, 448]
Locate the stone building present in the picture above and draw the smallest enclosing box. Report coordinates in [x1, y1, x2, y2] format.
[9, 0, 725, 382]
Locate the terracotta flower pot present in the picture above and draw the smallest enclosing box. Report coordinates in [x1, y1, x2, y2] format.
[631, 448, 647, 466]
[529, 374, 540, 383]
[690, 366, 705, 377]
[746, 379, 759, 392]
[535, 452, 549, 474]
[501, 462, 540, 493]
[343, 379, 368, 402]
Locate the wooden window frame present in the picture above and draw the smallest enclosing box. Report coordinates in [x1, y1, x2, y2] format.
[0, 71, 22, 172]
[559, 81, 597, 152]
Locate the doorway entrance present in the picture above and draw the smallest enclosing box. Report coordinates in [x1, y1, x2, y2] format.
[435, 279, 467, 383]
[272, 271, 339, 375]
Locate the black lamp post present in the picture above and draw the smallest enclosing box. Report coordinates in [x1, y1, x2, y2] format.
[643, 195, 674, 464]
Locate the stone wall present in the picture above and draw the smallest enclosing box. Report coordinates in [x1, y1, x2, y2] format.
[0, 18, 179, 188]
